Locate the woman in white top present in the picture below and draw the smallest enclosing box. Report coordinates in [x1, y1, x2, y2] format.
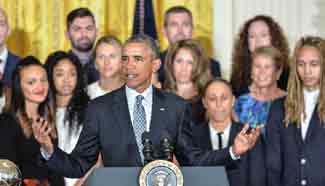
[45, 51, 90, 186]
[88, 35, 125, 99]
[267, 36, 325, 186]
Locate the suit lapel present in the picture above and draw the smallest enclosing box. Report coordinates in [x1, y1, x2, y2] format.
[200, 123, 213, 150]
[3, 53, 12, 82]
[304, 108, 322, 144]
[149, 88, 168, 142]
[228, 122, 240, 147]
[111, 86, 142, 164]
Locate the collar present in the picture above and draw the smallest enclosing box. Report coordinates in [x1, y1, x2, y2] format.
[125, 85, 153, 104]
[0, 47, 8, 63]
[209, 121, 232, 135]
[303, 88, 319, 104]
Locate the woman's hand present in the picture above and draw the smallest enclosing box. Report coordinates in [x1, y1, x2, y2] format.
[31, 117, 54, 156]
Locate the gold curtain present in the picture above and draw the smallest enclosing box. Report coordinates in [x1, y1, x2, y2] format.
[0, 0, 213, 61]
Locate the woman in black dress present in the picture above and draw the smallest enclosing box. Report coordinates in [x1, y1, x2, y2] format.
[0, 56, 63, 186]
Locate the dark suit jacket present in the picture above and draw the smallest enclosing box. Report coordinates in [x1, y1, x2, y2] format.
[3, 51, 20, 87]
[44, 86, 189, 177]
[184, 121, 266, 186]
[68, 50, 99, 85]
[158, 50, 221, 83]
[267, 97, 325, 186]
[44, 86, 244, 179]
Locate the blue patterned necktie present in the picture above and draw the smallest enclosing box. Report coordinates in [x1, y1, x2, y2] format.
[132, 95, 147, 162]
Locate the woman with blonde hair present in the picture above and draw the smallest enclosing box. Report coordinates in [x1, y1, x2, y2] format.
[235, 46, 286, 134]
[87, 35, 125, 99]
[267, 36, 325, 186]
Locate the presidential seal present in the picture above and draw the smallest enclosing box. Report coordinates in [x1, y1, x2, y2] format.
[139, 160, 183, 186]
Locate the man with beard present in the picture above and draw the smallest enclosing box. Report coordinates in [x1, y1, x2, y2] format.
[158, 6, 221, 84]
[66, 8, 98, 84]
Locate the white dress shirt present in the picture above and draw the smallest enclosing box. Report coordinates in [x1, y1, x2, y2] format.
[0, 95, 5, 113]
[0, 47, 8, 75]
[209, 123, 231, 150]
[125, 85, 153, 132]
[301, 88, 319, 140]
[87, 81, 110, 100]
[56, 107, 83, 186]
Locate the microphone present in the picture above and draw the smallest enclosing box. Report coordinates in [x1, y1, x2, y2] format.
[142, 131, 154, 165]
[160, 133, 174, 162]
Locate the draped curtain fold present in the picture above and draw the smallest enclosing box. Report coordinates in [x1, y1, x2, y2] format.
[0, 0, 212, 61]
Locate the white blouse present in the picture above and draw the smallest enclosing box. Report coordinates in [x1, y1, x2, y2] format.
[0, 95, 5, 114]
[56, 107, 83, 186]
[87, 81, 110, 100]
[301, 88, 319, 140]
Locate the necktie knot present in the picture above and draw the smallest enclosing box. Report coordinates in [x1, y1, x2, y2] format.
[136, 95, 144, 104]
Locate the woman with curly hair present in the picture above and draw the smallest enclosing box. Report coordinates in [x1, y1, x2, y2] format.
[230, 15, 290, 97]
[164, 39, 212, 123]
[267, 36, 325, 186]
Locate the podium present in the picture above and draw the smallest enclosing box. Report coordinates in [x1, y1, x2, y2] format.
[85, 166, 229, 186]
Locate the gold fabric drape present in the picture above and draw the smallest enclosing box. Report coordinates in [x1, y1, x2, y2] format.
[0, 0, 213, 61]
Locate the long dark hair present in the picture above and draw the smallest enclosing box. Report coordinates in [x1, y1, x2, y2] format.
[44, 51, 89, 129]
[230, 15, 289, 96]
[7, 56, 55, 138]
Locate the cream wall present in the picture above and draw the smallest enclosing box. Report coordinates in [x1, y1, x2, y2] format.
[213, 0, 325, 79]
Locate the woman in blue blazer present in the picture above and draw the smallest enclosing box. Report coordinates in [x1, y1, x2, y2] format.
[267, 36, 325, 186]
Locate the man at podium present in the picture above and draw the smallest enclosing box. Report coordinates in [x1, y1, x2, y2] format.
[31, 34, 261, 180]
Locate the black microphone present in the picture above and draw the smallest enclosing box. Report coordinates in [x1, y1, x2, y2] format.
[160, 133, 174, 162]
[142, 131, 154, 165]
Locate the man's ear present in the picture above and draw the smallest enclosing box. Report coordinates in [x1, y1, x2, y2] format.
[152, 58, 161, 73]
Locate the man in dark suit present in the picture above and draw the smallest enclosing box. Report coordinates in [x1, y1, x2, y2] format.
[0, 8, 20, 87]
[66, 8, 99, 84]
[32, 34, 259, 179]
[158, 6, 221, 83]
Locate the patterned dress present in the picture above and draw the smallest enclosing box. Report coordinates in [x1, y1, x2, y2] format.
[234, 93, 272, 136]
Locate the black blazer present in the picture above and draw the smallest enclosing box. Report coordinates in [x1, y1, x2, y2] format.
[3, 51, 20, 87]
[267, 97, 325, 186]
[0, 113, 64, 186]
[183, 121, 266, 186]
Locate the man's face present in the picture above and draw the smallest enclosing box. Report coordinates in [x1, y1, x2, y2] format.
[0, 11, 9, 47]
[67, 16, 97, 52]
[122, 42, 160, 93]
[163, 12, 193, 44]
